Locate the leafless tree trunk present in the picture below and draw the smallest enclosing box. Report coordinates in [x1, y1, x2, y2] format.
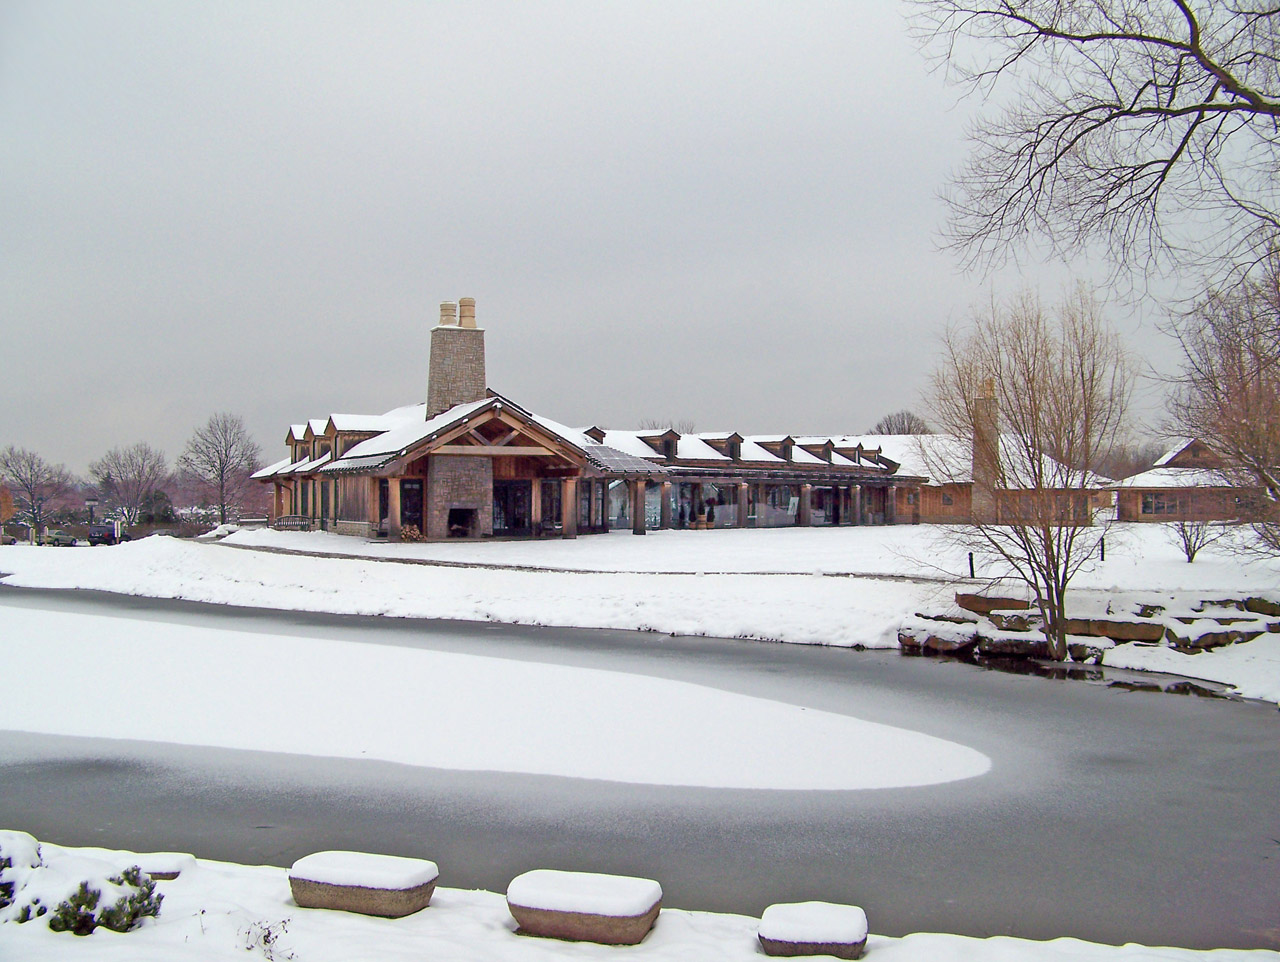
[89, 442, 169, 526]
[869, 409, 933, 435]
[910, 1, 1280, 290]
[927, 288, 1133, 660]
[178, 414, 263, 525]
[0, 447, 75, 530]
[1169, 262, 1280, 549]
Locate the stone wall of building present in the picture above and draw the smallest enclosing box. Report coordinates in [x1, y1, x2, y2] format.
[426, 455, 493, 538]
[334, 519, 374, 538]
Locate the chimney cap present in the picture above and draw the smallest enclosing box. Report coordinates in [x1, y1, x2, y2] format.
[439, 301, 458, 327]
[458, 296, 477, 329]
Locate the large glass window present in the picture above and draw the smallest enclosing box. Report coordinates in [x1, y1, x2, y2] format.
[493, 480, 532, 535]
[541, 480, 562, 529]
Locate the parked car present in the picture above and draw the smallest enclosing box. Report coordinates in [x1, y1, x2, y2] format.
[88, 521, 132, 546]
[1, 533, 16, 546]
[39, 529, 77, 546]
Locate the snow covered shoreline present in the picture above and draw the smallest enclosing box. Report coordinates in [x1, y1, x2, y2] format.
[4, 839, 1276, 962]
[2, 524, 1279, 701]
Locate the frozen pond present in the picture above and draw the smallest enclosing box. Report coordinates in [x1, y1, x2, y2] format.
[1, 588, 1277, 950]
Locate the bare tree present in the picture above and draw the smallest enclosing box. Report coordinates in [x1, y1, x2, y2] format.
[89, 442, 169, 525]
[0, 447, 75, 529]
[928, 288, 1133, 660]
[869, 409, 933, 435]
[1169, 262, 1280, 547]
[638, 418, 697, 434]
[1168, 519, 1230, 562]
[178, 414, 263, 524]
[1094, 439, 1168, 480]
[911, 1, 1280, 289]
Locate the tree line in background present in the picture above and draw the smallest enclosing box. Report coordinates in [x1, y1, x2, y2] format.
[0, 413, 265, 534]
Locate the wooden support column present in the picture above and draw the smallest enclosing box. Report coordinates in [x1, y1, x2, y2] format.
[854, 484, 862, 525]
[737, 482, 749, 527]
[531, 479, 543, 536]
[272, 483, 283, 521]
[562, 478, 578, 539]
[886, 484, 897, 525]
[660, 481, 672, 529]
[799, 483, 812, 526]
[631, 480, 647, 535]
[387, 479, 402, 541]
[367, 477, 380, 531]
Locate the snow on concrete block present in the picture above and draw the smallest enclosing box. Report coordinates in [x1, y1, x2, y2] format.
[955, 592, 1029, 615]
[506, 869, 662, 945]
[758, 900, 869, 959]
[898, 615, 978, 653]
[289, 851, 438, 918]
[136, 851, 197, 881]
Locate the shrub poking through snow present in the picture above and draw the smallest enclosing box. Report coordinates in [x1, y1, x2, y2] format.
[0, 832, 162, 935]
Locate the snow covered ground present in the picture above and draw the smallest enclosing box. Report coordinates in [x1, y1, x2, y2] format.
[5, 839, 1276, 962]
[2, 524, 1280, 701]
[0, 605, 990, 789]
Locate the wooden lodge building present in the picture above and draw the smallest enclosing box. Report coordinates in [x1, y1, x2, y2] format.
[253, 299, 925, 539]
[1114, 439, 1251, 522]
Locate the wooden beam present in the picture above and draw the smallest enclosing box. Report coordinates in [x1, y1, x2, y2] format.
[494, 429, 521, 446]
[435, 445, 553, 456]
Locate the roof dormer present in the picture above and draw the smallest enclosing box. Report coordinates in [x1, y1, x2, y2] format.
[799, 439, 835, 463]
[637, 428, 681, 460]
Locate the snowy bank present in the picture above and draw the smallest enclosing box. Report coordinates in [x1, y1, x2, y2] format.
[3, 840, 1275, 962]
[3, 524, 1280, 701]
[0, 533, 949, 648]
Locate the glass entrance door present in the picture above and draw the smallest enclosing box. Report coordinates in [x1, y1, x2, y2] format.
[492, 480, 532, 535]
[400, 479, 423, 535]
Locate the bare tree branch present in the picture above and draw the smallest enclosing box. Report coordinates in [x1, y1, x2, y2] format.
[0, 447, 75, 529]
[869, 410, 934, 434]
[89, 443, 169, 526]
[177, 413, 263, 525]
[910, 0, 1280, 289]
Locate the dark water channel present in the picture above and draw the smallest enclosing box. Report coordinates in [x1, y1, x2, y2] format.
[1, 587, 1277, 950]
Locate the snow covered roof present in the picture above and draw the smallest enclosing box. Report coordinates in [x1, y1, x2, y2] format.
[597, 430, 668, 459]
[833, 434, 1109, 488]
[327, 413, 405, 434]
[835, 435, 957, 479]
[1154, 439, 1196, 467]
[693, 431, 741, 442]
[339, 397, 496, 462]
[1116, 466, 1233, 489]
[290, 452, 332, 475]
[737, 440, 784, 463]
[676, 436, 729, 461]
[251, 456, 295, 480]
[582, 445, 670, 475]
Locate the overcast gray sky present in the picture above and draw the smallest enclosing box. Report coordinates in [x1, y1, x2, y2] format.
[1, 1, 1171, 473]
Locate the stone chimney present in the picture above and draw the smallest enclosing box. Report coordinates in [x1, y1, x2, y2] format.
[427, 297, 487, 418]
[970, 377, 999, 523]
